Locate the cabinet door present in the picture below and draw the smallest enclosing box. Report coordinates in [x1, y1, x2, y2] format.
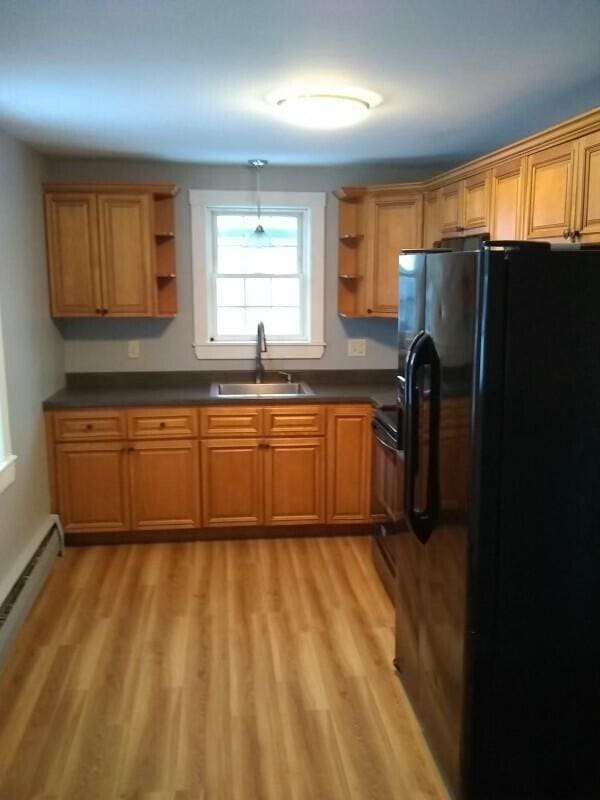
[45, 193, 102, 316]
[440, 181, 463, 235]
[574, 130, 600, 243]
[264, 438, 324, 525]
[326, 406, 371, 522]
[423, 189, 441, 248]
[367, 194, 423, 316]
[129, 439, 200, 530]
[490, 158, 525, 239]
[524, 141, 578, 240]
[97, 194, 154, 316]
[462, 171, 490, 233]
[56, 442, 129, 532]
[201, 439, 262, 526]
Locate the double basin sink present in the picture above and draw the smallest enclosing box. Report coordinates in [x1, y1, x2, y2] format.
[210, 381, 313, 398]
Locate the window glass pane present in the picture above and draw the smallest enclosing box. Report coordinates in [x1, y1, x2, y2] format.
[217, 307, 246, 336]
[216, 277, 245, 306]
[271, 307, 301, 336]
[272, 277, 300, 306]
[245, 277, 271, 307]
[246, 246, 298, 275]
[218, 246, 246, 274]
[215, 213, 300, 276]
[245, 307, 273, 334]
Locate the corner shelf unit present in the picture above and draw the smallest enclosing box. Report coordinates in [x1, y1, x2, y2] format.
[152, 187, 179, 317]
[335, 187, 367, 317]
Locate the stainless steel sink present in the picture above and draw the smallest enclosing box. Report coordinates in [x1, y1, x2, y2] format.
[211, 381, 313, 398]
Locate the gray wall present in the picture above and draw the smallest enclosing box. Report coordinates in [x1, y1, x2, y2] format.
[0, 129, 64, 596]
[45, 158, 434, 373]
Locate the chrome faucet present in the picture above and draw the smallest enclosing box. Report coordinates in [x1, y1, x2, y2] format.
[255, 321, 267, 383]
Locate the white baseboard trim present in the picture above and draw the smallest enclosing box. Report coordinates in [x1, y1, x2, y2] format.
[0, 514, 58, 608]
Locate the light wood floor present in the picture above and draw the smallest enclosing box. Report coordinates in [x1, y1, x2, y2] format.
[0, 536, 448, 800]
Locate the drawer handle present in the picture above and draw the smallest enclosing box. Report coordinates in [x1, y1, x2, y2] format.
[86, 423, 93, 430]
[159, 421, 166, 428]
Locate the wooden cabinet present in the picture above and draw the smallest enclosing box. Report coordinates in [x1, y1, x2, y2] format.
[440, 181, 463, 235]
[97, 194, 154, 316]
[336, 188, 422, 317]
[44, 183, 178, 318]
[523, 141, 578, 240]
[574, 130, 600, 242]
[200, 405, 326, 527]
[201, 439, 262, 526]
[49, 402, 373, 538]
[326, 405, 372, 522]
[440, 171, 490, 237]
[366, 193, 423, 316]
[56, 441, 130, 533]
[462, 171, 490, 233]
[423, 189, 441, 248]
[129, 439, 200, 530]
[490, 158, 525, 239]
[45, 194, 101, 316]
[264, 438, 324, 524]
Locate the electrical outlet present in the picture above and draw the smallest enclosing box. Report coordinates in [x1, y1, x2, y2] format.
[128, 340, 140, 359]
[348, 338, 366, 357]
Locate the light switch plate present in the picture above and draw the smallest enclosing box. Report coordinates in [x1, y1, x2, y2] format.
[128, 340, 140, 359]
[348, 338, 366, 357]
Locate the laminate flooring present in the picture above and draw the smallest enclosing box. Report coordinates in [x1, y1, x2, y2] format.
[0, 536, 448, 800]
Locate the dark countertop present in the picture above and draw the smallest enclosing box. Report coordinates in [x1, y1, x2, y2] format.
[43, 370, 398, 410]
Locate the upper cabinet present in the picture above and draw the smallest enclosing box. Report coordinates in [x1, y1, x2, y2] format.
[366, 193, 423, 316]
[44, 183, 179, 318]
[523, 141, 578, 241]
[490, 158, 525, 240]
[440, 171, 490, 237]
[336, 187, 422, 318]
[574, 130, 600, 243]
[423, 188, 441, 248]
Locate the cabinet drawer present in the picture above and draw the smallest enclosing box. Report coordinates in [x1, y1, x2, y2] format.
[264, 405, 325, 436]
[127, 407, 197, 439]
[200, 406, 262, 438]
[53, 410, 126, 441]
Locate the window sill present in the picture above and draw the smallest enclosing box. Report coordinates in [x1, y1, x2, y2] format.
[0, 454, 17, 495]
[193, 342, 326, 360]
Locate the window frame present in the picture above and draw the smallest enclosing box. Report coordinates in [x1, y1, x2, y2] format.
[190, 189, 326, 360]
[0, 304, 16, 494]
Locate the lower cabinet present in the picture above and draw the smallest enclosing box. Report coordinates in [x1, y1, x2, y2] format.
[264, 438, 324, 524]
[201, 439, 263, 526]
[56, 441, 130, 533]
[49, 402, 373, 537]
[129, 439, 200, 530]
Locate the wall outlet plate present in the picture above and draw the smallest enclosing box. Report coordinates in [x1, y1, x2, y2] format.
[128, 340, 140, 359]
[348, 338, 366, 357]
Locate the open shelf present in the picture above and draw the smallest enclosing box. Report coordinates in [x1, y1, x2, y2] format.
[152, 190, 178, 315]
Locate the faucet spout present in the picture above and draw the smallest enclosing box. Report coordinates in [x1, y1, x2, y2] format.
[255, 322, 267, 383]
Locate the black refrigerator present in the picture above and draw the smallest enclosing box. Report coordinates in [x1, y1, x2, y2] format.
[394, 242, 600, 800]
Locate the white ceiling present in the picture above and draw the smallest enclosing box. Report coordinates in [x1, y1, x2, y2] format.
[1, 0, 599, 167]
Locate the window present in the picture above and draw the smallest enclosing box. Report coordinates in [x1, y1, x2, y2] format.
[0, 304, 16, 494]
[190, 190, 326, 359]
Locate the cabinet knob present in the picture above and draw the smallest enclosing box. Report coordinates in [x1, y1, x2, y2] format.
[95, 307, 102, 314]
[563, 228, 571, 240]
[85, 423, 93, 430]
[159, 421, 166, 428]
[367, 308, 373, 314]
[571, 229, 580, 241]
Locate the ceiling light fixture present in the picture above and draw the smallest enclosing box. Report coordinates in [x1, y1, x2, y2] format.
[267, 87, 382, 130]
[247, 158, 272, 248]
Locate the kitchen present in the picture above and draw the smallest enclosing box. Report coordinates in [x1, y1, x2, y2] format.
[1, 2, 600, 799]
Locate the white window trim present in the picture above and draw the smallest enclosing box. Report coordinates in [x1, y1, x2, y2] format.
[190, 189, 326, 360]
[0, 305, 16, 495]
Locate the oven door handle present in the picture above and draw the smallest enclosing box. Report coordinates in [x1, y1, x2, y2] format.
[403, 331, 441, 544]
[372, 428, 400, 455]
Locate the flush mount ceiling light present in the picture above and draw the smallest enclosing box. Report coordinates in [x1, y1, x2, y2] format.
[267, 87, 382, 130]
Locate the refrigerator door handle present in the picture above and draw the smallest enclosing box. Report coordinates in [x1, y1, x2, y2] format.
[404, 331, 441, 543]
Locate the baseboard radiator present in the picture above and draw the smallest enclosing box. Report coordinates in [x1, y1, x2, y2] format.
[0, 520, 63, 671]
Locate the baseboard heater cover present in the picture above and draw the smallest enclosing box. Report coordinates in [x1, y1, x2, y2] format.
[0, 522, 62, 670]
